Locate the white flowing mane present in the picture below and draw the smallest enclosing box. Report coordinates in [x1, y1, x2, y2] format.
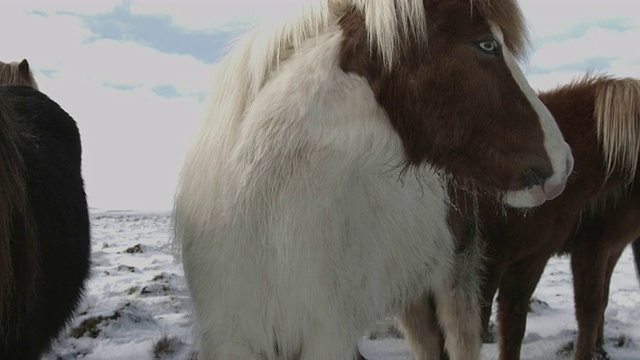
[200, 0, 426, 132]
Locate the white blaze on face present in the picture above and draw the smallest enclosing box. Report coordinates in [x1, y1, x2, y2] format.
[489, 23, 574, 208]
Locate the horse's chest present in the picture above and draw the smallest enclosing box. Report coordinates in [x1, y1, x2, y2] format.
[340, 178, 456, 297]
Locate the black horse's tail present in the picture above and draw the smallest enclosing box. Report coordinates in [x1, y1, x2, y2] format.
[632, 239, 640, 285]
[0, 96, 37, 330]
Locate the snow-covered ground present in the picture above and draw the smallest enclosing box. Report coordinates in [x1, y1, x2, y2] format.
[43, 211, 640, 360]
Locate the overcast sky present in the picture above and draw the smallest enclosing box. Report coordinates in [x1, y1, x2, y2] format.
[0, 0, 638, 211]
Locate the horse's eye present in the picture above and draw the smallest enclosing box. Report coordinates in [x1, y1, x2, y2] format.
[476, 39, 502, 55]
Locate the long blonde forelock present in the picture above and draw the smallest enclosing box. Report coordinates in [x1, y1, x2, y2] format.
[271, 1, 429, 70]
[346, 0, 427, 69]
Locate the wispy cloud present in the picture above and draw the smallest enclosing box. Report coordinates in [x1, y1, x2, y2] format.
[531, 27, 640, 69]
[127, 0, 305, 31]
[520, 0, 640, 40]
[519, 0, 640, 90]
[65, 2, 242, 64]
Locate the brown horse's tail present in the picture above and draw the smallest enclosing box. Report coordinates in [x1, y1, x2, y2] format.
[0, 97, 37, 330]
[632, 239, 640, 285]
[594, 76, 640, 182]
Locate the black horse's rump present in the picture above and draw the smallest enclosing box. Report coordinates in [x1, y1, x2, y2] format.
[0, 85, 90, 359]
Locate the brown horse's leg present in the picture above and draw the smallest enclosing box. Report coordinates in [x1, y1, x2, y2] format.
[398, 293, 448, 360]
[496, 256, 549, 360]
[596, 249, 625, 347]
[573, 195, 640, 360]
[571, 236, 608, 360]
[479, 255, 507, 343]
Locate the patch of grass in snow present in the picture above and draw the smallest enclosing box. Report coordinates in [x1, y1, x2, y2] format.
[126, 286, 140, 295]
[528, 297, 550, 314]
[153, 335, 191, 359]
[153, 335, 176, 359]
[140, 273, 175, 296]
[116, 264, 140, 273]
[613, 334, 629, 347]
[125, 244, 144, 254]
[69, 311, 122, 338]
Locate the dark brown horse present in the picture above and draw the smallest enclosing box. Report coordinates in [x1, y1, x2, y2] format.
[0, 59, 90, 359]
[479, 74, 640, 360]
[399, 74, 640, 360]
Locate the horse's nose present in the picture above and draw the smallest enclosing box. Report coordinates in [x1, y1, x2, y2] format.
[521, 167, 549, 189]
[542, 152, 574, 201]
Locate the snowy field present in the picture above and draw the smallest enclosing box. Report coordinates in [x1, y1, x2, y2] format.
[43, 211, 640, 360]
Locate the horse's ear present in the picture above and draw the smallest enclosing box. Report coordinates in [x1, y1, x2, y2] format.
[18, 59, 30, 77]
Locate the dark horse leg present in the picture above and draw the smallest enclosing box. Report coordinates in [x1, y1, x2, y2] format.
[0, 86, 90, 359]
[479, 252, 508, 343]
[496, 255, 550, 360]
[597, 248, 625, 346]
[571, 195, 640, 360]
[632, 238, 640, 282]
[571, 233, 610, 360]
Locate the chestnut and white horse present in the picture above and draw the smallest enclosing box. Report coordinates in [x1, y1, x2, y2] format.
[173, 1, 573, 359]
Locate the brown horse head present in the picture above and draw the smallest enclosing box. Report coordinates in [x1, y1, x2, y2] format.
[338, 0, 573, 207]
[0, 59, 39, 90]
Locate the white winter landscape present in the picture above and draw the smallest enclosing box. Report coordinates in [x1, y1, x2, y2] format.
[42, 210, 640, 360]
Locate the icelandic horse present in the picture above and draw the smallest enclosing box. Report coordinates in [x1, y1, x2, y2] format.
[173, 1, 573, 359]
[0, 58, 90, 359]
[401, 74, 640, 360]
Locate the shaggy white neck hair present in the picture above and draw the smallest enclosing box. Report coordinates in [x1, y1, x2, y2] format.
[183, 0, 429, 195]
[206, 0, 426, 124]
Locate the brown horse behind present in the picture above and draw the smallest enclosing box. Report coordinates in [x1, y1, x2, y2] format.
[399, 74, 640, 360]
[480, 74, 640, 360]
